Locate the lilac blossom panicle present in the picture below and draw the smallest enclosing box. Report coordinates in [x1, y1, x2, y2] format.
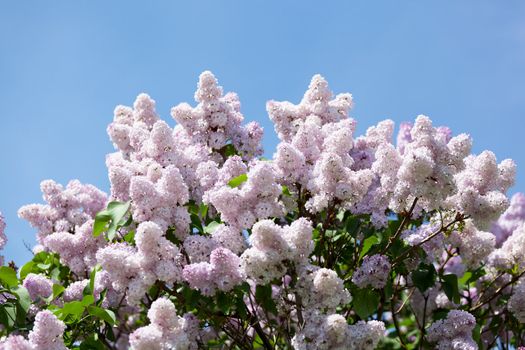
[402, 222, 444, 262]
[391, 116, 472, 214]
[0, 310, 67, 350]
[269, 75, 374, 215]
[96, 221, 185, 304]
[491, 192, 525, 246]
[22, 273, 53, 302]
[488, 222, 525, 271]
[509, 280, 525, 323]
[183, 247, 244, 296]
[129, 298, 194, 350]
[296, 265, 351, 312]
[448, 150, 516, 229]
[352, 254, 391, 289]
[447, 220, 495, 268]
[240, 218, 314, 284]
[292, 312, 385, 350]
[427, 310, 477, 350]
[204, 160, 283, 229]
[17, 180, 108, 274]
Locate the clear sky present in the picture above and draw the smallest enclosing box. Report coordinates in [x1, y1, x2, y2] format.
[1, 1, 524, 265]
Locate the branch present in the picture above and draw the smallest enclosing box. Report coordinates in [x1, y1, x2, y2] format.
[471, 269, 525, 312]
[381, 197, 419, 254]
[392, 213, 466, 267]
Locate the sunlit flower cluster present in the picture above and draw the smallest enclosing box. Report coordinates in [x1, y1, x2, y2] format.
[3, 71, 523, 350]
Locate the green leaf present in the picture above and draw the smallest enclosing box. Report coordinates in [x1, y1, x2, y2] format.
[93, 217, 109, 237]
[123, 230, 135, 244]
[0, 266, 18, 288]
[282, 185, 292, 197]
[50, 267, 61, 281]
[221, 143, 238, 157]
[204, 221, 221, 234]
[36, 263, 51, 270]
[352, 288, 380, 319]
[79, 335, 106, 350]
[227, 174, 247, 188]
[360, 236, 379, 258]
[458, 271, 472, 287]
[93, 201, 131, 240]
[87, 305, 116, 325]
[467, 267, 486, 285]
[187, 201, 200, 215]
[441, 274, 460, 304]
[411, 263, 437, 293]
[255, 284, 277, 314]
[3, 303, 17, 328]
[82, 295, 95, 306]
[190, 214, 203, 233]
[33, 251, 50, 263]
[19, 261, 35, 280]
[52, 284, 65, 299]
[88, 266, 100, 296]
[12, 286, 30, 312]
[216, 292, 231, 314]
[57, 301, 85, 322]
[199, 203, 209, 219]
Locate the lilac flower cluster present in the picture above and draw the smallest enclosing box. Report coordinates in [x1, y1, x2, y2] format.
[183, 247, 244, 296]
[447, 220, 495, 268]
[269, 76, 373, 214]
[488, 222, 525, 271]
[427, 310, 477, 350]
[129, 298, 194, 350]
[296, 265, 351, 312]
[18, 180, 107, 274]
[509, 280, 525, 323]
[391, 116, 472, 214]
[62, 271, 117, 307]
[268, 75, 512, 229]
[292, 311, 385, 350]
[171, 71, 263, 159]
[352, 254, 391, 289]
[449, 151, 516, 229]
[205, 160, 283, 229]
[0, 310, 67, 350]
[402, 222, 444, 262]
[491, 193, 525, 246]
[23, 273, 53, 302]
[241, 218, 313, 284]
[96, 221, 185, 304]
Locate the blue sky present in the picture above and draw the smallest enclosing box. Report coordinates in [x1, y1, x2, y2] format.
[1, 1, 524, 265]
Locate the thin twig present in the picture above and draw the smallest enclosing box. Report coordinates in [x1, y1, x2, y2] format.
[381, 197, 419, 254]
[472, 269, 525, 311]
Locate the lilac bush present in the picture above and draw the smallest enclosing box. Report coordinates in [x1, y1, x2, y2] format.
[0, 72, 524, 349]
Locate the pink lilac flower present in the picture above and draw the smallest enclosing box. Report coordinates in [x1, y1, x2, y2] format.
[491, 192, 525, 246]
[427, 310, 477, 350]
[241, 219, 313, 284]
[28, 310, 67, 350]
[449, 150, 515, 229]
[0, 335, 33, 350]
[183, 247, 244, 295]
[352, 254, 391, 289]
[23, 273, 53, 302]
[129, 298, 191, 350]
